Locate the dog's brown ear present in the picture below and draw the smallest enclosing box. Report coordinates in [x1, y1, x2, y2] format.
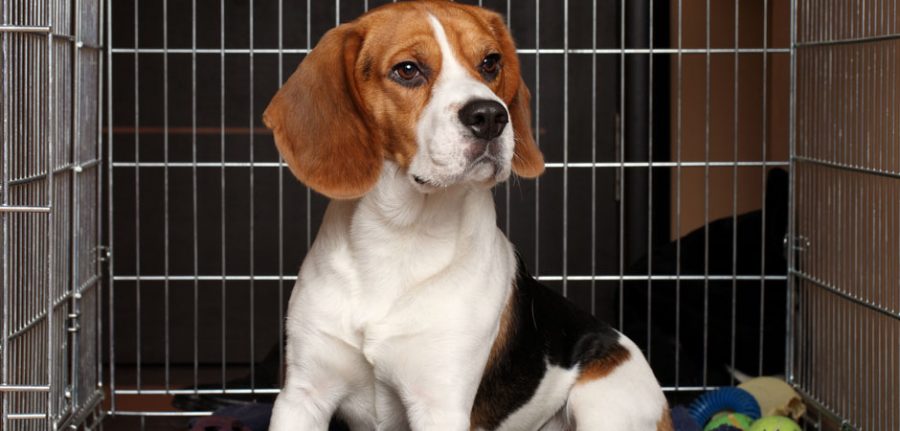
[479, 10, 544, 178]
[263, 23, 382, 199]
[507, 80, 544, 178]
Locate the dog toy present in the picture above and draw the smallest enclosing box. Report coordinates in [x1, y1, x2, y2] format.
[689, 387, 762, 425]
[747, 416, 801, 431]
[738, 377, 805, 420]
[704, 412, 754, 430]
[671, 405, 702, 431]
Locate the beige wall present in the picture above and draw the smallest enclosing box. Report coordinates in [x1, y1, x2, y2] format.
[670, 0, 790, 239]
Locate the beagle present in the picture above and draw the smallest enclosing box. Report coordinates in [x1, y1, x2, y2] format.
[263, 1, 671, 430]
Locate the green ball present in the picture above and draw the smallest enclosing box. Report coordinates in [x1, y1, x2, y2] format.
[749, 416, 802, 431]
[704, 412, 754, 430]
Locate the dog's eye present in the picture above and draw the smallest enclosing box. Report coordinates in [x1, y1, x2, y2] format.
[480, 54, 501, 80]
[391, 61, 426, 87]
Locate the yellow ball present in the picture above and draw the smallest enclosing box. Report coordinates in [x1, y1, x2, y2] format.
[748, 416, 802, 431]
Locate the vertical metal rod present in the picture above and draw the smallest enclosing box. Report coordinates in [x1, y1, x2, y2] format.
[758, 0, 769, 378]
[702, 0, 711, 389]
[305, 0, 312, 251]
[892, 16, 898, 428]
[646, 0, 654, 361]
[675, 0, 683, 389]
[249, 0, 256, 391]
[834, 13, 841, 416]
[617, 0, 625, 331]
[674, 0, 684, 389]
[561, 0, 568, 297]
[220, 0, 227, 390]
[533, 0, 540, 277]
[503, 0, 510, 236]
[1, 0, 10, 425]
[72, 0, 83, 410]
[849, 12, 856, 417]
[277, 0, 285, 388]
[590, 0, 597, 315]
[192, 0, 199, 392]
[133, 0, 141, 393]
[730, 0, 740, 386]
[786, 0, 798, 392]
[46, 0, 56, 424]
[162, 0, 170, 393]
[106, 0, 116, 413]
[98, 0, 108, 396]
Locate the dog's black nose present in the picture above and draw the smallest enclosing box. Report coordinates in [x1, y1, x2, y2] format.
[458, 99, 508, 141]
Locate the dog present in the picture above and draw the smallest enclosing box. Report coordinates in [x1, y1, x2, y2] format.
[263, 1, 671, 430]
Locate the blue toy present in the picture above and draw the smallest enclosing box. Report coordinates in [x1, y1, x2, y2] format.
[689, 387, 762, 425]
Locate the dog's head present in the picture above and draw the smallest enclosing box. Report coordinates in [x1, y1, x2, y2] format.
[263, 0, 544, 199]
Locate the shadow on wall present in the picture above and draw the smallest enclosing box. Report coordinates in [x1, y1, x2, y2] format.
[622, 168, 789, 387]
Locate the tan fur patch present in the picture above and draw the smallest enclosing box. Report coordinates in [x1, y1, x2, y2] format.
[470, 287, 516, 431]
[575, 343, 631, 383]
[657, 407, 674, 431]
[486, 288, 516, 373]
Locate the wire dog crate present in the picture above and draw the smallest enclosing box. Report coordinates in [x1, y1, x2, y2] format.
[0, 0, 105, 430]
[792, 2, 900, 430]
[1, 0, 897, 430]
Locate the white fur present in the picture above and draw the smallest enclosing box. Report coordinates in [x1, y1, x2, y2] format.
[408, 15, 515, 192]
[566, 336, 669, 430]
[269, 163, 516, 431]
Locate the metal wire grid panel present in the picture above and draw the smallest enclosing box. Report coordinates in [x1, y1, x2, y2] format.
[107, 0, 793, 423]
[0, 0, 105, 429]
[791, 2, 900, 430]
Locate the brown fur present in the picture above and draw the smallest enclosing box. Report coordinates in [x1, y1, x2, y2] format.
[485, 289, 516, 370]
[423, 2, 545, 178]
[575, 343, 631, 383]
[657, 407, 674, 431]
[264, 1, 544, 199]
[469, 288, 516, 430]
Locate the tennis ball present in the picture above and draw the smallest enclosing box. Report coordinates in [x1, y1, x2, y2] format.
[748, 416, 802, 431]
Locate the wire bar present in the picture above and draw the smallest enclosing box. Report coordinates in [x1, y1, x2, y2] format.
[110, 161, 789, 169]
[112, 274, 787, 282]
[0, 385, 51, 393]
[109, 47, 791, 55]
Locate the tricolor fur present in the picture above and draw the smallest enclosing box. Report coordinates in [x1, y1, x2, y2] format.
[263, 1, 671, 430]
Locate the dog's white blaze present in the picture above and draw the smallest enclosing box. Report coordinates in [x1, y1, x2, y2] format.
[408, 14, 515, 189]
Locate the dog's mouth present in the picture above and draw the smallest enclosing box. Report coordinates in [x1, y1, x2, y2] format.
[410, 165, 503, 191]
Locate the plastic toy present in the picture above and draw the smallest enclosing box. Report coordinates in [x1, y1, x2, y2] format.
[748, 416, 802, 431]
[671, 405, 702, 431]
[689, 387, 762, 425]
[704, 412, 754, 430]
[738, 377, 805, 420]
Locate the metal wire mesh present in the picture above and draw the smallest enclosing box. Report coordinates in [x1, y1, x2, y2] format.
[106, 0, 897, 429]
[791, 2, 900, 430]
[0, 0, 104, 429]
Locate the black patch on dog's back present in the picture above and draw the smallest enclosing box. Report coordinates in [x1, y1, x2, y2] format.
[470, 255, 623, 430]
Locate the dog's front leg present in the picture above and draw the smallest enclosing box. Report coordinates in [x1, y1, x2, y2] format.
[374, 380, 411, 431]
[367, 325, 490, 431]
[269, 326, 367, 431]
